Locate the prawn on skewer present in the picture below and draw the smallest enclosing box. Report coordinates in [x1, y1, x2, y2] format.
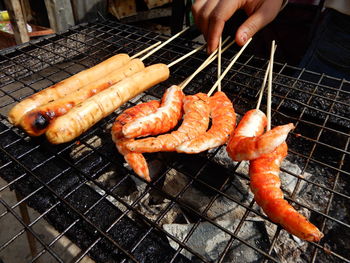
[126, 38, 253, 154]
[175, 38, 253, 154]
[125, 93, 210, 153]
[113, 39, 236, 175]
[121, 37, 237, 140]
[174, 38, 252, 154]
[247, 41, 323, 241]
[112, 100, 160, 181]
[249, 142, 323, 241]
[226, 109, 294, 161]
[176, 91, 236, 154]
[225, 42, 294, 162]
[122, 85, 184, 139]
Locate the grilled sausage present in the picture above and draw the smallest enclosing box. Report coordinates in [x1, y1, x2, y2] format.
[46, 64, 170, 144]
[8, 53, 130, 125]
[19, 59, 144, 136]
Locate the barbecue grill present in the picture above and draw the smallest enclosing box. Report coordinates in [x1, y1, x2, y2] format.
[0, 19, 349, 263]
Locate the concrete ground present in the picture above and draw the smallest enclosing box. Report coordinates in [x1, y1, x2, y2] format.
[0, 177, 94, 263]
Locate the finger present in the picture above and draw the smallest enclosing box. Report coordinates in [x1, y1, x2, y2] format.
[194, 0, 220, 41]
[206, 19, 225, 53]
[235, 0, 282, 46]
[206, 0, 240, 53]
[192, 0, 206, 30]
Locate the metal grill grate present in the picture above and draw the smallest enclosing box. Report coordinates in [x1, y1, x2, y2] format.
[0, 19, 349, 263]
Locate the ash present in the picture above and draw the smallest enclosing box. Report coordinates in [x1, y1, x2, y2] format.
[68, 119, 335, 263]
[79, 138, 326, 262]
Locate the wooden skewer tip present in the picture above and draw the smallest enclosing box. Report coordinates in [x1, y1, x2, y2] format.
[207, 37, 252, 97]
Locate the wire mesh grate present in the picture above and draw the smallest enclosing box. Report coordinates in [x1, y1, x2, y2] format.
[0, 19, 349, 263]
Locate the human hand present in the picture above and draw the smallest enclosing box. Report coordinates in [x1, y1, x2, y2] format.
[192, 0, 284, 52]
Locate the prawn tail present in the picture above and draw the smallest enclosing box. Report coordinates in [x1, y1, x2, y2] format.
[124, 152, 151, 182]
[263, 198, 324, 242]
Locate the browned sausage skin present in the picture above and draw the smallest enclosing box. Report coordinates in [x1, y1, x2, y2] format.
[19, 59, 144, 136]
[46, 64, 170, 144]
[8, 53, 130, 126]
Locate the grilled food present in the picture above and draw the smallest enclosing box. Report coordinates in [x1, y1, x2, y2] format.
[125, 93, 210, 153]
[176, 91, 236, 153]
[226, 109, 294, 161]
[122, 85, 184, 139]
[249, 142, 324, 241]
[112, 100, 161, 181]
[46, 64, 170, 144]
[19, 59, 145, 136]
[9, 53, 130, 125]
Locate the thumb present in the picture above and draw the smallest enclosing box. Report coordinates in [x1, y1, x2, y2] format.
[235, 2, 281, 46]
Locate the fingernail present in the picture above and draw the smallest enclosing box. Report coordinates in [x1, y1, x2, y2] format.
[241, 32, 248, 43]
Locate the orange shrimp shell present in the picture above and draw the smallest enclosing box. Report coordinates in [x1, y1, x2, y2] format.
[249, 143, 324, 242]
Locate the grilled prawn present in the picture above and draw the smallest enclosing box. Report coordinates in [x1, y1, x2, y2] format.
[112, 100, 160, 181]
[249, 142, 324, 241]
[176, 91, 236, 153]
[122, 85, 184, 139]
[125, 93, 210, 153]
[226, 109, 294, 161]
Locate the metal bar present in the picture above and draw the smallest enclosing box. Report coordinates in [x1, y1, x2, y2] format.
[0, 20, 349, 263]
[310, 79, 350, 263]
[0, 197, 64, 262]
[0, 145, 139, 263]
[14, 191, 40, 262]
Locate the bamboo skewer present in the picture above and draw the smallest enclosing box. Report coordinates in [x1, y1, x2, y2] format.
[207, 38, 252, 97]
[131, 41, 162, 59]
[180, 37, 234, 90]
[132, 27, 204, 69]
[140, 27, 189, 61]
[256, 44, 277, 110]
[167, 44, 206, 68]
[218, 37, 222, 92]
[267, 40, 276, 131]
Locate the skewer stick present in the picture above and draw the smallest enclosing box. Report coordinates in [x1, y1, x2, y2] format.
[140, 27, 189, 61]
[207, 38, 252, 97]
[194, 37, 232, 74]
[167, 43, 206, 68]
[180, 37, 234, 90]
[256, 45, 277, 110]
[267, 41, 276, 131]
[218, 37, 222, 91]
[131, 41, 162, 59]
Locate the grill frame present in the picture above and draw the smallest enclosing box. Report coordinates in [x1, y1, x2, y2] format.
[0, 19, 349, 263]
